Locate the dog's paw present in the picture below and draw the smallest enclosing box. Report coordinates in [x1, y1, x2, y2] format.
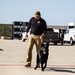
[34, 67, 37, 70]
[43, 66, 46, 69]
[41, 69, 44, 71]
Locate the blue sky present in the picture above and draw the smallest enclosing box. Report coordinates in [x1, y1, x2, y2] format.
[0, 0, 75, 25]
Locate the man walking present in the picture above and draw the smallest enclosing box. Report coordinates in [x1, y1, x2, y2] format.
[25, 11, 47, 67]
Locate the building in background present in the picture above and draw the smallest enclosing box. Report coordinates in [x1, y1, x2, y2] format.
[12, 21, 28, 39]
[68, 22, 75, 28]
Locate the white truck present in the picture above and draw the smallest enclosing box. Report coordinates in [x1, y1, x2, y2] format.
[64, 28, 75, 45]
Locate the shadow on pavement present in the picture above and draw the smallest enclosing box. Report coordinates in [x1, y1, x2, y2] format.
[49, 43, 73, 46]
[0, 49, 3, 51]
[46, 67, 75, 73]
[24, 66, 75, 73]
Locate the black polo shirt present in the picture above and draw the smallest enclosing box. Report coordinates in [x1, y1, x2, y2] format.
[26, 17, 47, 35]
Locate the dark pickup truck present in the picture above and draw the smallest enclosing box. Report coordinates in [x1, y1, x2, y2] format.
[43, 28, 61, 45]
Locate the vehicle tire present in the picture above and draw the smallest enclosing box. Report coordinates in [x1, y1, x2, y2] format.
[70, 38, 74, 45]
[54, 43, 57, 45]
[61, 39, 64, 45]
[61, 42, 63, 45]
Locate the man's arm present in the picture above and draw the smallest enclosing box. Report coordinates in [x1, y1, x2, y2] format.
[43, 21, 47, 34]
[25, 18, 31, 37]
[40, 20, 47, 38]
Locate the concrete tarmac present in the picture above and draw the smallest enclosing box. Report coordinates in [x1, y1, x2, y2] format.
[0, 40, 75, 75]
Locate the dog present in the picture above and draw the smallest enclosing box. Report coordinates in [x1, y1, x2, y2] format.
[34, 42, 49, 71]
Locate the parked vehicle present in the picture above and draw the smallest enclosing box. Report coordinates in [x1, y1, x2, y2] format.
[64, 28, 75, 45]
[22, 28, 65, 45]
[43, 28, 60, 45]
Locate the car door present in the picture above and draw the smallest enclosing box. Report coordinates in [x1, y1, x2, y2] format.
[64, 30, 70, 41]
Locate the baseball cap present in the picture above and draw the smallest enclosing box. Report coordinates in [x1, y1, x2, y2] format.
[35, 11, 41, 16]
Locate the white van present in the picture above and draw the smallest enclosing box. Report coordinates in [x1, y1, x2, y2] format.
[64, 28, 75, 45]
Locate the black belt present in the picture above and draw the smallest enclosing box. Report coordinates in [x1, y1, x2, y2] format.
[31, 33, 41, 36]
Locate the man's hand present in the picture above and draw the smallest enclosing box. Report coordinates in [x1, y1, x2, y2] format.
[40, 34, 44, 39]
[25, 32, 28, 38]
